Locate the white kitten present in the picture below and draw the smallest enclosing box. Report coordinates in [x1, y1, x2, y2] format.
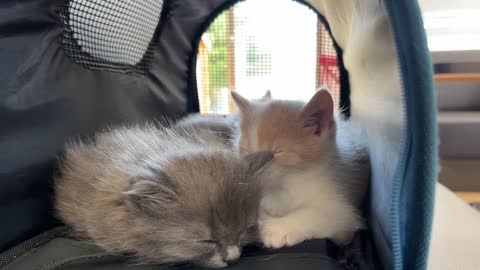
[231, 88, 370, 248]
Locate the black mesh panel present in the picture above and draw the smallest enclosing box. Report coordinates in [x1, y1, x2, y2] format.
[61, 0, 164, 74]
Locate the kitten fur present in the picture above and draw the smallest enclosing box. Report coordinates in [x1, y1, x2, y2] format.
[54, 123, 273, 268]
[175, 113, 239, 148]
[231, 89, 370, 249]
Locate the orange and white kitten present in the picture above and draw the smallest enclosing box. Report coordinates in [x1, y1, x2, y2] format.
[231, 88, 370, 249]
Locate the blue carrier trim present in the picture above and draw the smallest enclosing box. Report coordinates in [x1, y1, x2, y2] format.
[384, 1, 438, 270]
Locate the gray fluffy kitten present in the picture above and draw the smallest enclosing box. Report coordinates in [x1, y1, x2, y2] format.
[175, 113, 239, 148]
[54, 122, 273, 268]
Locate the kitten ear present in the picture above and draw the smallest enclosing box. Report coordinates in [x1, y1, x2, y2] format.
[231, 91, 251, 113]
[124, 169, 176, 214]
[300, 88, 334, 136]
[261, 90, 272, 100]
[243, 151, 274, 176]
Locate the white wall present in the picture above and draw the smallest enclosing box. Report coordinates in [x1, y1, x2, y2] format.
[418, 0, 480, 52]
[419, 0, 480, 12]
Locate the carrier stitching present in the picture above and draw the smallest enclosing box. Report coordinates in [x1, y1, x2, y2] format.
[0, 227, 67, 268]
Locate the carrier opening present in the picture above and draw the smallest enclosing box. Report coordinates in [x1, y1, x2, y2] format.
[193, 0, 348, 115]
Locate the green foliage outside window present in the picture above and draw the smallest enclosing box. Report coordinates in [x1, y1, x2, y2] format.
[205, 12, 228, 112]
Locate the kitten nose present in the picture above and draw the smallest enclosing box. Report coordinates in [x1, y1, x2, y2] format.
[224, 245, 241, 263]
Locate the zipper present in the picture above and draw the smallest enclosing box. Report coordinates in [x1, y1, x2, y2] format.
[388, 37, 408, 270]
[383, 1, 431, 270]
[387, 21, 409, 270]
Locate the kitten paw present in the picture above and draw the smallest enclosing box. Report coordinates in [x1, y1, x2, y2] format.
[260, 220, 306, 248]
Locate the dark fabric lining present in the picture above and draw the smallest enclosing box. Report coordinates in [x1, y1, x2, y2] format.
[1, 228, 338, 270]
[0, 0, 188, 251]
[0, 227, 67, 268]
[35, 252, 120, 270]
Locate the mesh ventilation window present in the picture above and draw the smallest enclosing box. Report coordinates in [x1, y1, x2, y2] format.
[62, 0, 163, 73]
[196, 0, 341, 114]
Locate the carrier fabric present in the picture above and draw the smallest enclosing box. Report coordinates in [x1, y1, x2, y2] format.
[0, 1, 437, 270]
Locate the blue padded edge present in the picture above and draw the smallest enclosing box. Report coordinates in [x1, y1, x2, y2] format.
[383, 1, 438, 270]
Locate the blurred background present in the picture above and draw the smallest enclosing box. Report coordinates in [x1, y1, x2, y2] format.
[420, 0, 480, 205]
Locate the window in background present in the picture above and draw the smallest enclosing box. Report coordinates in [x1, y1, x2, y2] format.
[195, 0, 340, 114]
